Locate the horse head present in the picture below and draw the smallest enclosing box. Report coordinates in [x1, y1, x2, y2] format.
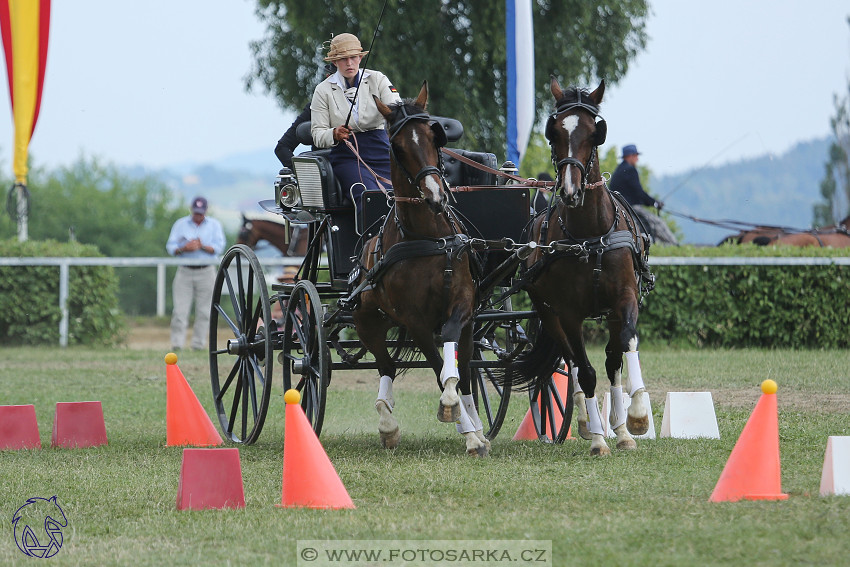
[375, 81, 449, 215]
[236, 214, 257, 247]
[545, 77, 607, 208]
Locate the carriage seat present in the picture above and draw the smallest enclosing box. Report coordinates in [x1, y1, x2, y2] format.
[291, 122, 350, 209]
[442, 149, 498, 187]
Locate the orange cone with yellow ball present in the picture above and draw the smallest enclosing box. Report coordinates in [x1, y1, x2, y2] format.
[165, 352, 223, 447]
[709, 379, 788, 502]
[278, 389, 355, 509]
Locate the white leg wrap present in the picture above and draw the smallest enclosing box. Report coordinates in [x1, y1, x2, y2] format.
[585, 396, 605, 436]
[609, 386, 626, 429]
[455, 399, 476, 434]
[571, 365, 582, 395]
[625, 351, 645, 396]
[376, 375, 394, 411]
[440, 342, 459, 385]
[460, 394, 483, 431]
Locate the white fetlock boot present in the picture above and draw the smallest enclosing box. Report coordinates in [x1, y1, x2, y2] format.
[456, 401, 488, 457]
[375, 375, 400, 449]
[585, 396, 610, 456]
[460, 393, 490, 451]
[624, 351, 649, 435]
[609, 385, 636, 450]
[438, 342, 461, 422]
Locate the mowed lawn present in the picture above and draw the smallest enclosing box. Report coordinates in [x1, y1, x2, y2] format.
[1, 346, 849, 566]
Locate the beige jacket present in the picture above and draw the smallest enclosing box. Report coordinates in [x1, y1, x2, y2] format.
[310, 69, 401, 148]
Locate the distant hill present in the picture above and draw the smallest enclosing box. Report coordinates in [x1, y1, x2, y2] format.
[128, 137, 834, 241]
[651, 137, 831, 244]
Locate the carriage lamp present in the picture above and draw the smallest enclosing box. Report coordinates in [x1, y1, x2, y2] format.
[275, 168, 301, 209]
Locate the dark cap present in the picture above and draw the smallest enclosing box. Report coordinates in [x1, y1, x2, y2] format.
[191, 196, 208, 214]
[622, 144, 639, 158]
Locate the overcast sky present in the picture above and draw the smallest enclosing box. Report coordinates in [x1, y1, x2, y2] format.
[2, 0, 849, 180]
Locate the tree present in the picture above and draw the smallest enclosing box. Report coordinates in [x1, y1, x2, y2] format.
[814, 77, 850, 226]
[247, 0, 649, 156]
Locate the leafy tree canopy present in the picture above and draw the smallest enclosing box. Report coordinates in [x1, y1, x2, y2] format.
[247, 0, 649, 155]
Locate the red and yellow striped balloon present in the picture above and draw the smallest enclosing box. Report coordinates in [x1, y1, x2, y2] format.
[1, 0, 50, 184]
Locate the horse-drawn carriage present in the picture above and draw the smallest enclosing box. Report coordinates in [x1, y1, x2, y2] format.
[208, 79, 655, 457]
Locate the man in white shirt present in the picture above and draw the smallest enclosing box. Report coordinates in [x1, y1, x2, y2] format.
[165, 196, 226, 350]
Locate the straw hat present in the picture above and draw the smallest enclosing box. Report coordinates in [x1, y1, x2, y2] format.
[324, 33, 368, 62]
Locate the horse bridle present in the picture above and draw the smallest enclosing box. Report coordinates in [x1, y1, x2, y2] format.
[547, 99, 606, 207]
[386, 104, 450, 205]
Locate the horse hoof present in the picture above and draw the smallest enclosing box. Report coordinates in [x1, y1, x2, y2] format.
[380, 428, 400, 449]
[467, 444, 489, 458]
[475, 431, 491, 452]
[577, 420, 592, 441]
[627, 414, 649, 436]
[437, 402, 460, 423]
[590, 445, 611, 456]
[616, 438, 637, 450]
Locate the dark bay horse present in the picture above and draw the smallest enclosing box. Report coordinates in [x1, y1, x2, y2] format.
[237, 214, 309, 257]
[505, 78, 654, 456]
[350, 82, 486, 456]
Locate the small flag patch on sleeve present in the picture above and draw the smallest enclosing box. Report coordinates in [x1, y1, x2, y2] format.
[389, 85, 398, 93]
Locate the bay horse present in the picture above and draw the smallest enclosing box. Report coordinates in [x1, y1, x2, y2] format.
[718, 226, 787, 246]
[505, 77, 654, 456]
[350, 82, 487, 456]
[772, 216, 850, 247]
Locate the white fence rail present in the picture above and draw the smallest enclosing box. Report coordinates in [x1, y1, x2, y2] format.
[1, 256, 848, 347]
[0, 256, 302, 347]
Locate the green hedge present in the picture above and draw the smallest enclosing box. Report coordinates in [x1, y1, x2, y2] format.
[0, 239, 126, 346]
[641, 244, 849, 348]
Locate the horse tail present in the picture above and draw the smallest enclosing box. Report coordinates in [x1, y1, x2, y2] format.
[499, 326, 563, 392]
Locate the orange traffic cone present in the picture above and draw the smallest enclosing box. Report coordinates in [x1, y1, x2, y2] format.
[513, 365, 573, 441]
[165, 353, 223, 447]
[709, 380, 788, 502]
[278, 389, 355, 509]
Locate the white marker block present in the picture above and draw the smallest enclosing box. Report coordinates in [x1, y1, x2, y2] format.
[603, 390, 656, 440]
[660, 392, 720, 439]
[820, 436, 850, 496]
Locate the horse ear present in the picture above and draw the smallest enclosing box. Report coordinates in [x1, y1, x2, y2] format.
[593, 119, 607, 146]
[589, 79, 605, 106]
[414, 80, 428, 110]
[374, 94, 393, 118]
[550, 75, 563, 102]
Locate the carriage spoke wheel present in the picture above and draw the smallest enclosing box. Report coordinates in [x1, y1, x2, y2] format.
[209, 244, 274, 444]
[527, 365, 574, 444]
[281, 280, 329, 436]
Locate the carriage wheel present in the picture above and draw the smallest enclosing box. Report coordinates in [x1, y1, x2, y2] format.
[281, 280, 329, 436]
[470, 344, 511, 440]
[209, 244, 274, 444]
[527, 364, 574, 444]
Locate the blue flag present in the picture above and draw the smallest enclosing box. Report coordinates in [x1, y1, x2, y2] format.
[506, 0, 534, 167]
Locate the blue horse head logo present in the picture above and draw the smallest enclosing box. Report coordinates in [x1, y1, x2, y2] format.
[12, 496, 68, 558]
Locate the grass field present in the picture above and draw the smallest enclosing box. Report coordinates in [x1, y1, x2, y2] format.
[1, 345, 849, 566]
